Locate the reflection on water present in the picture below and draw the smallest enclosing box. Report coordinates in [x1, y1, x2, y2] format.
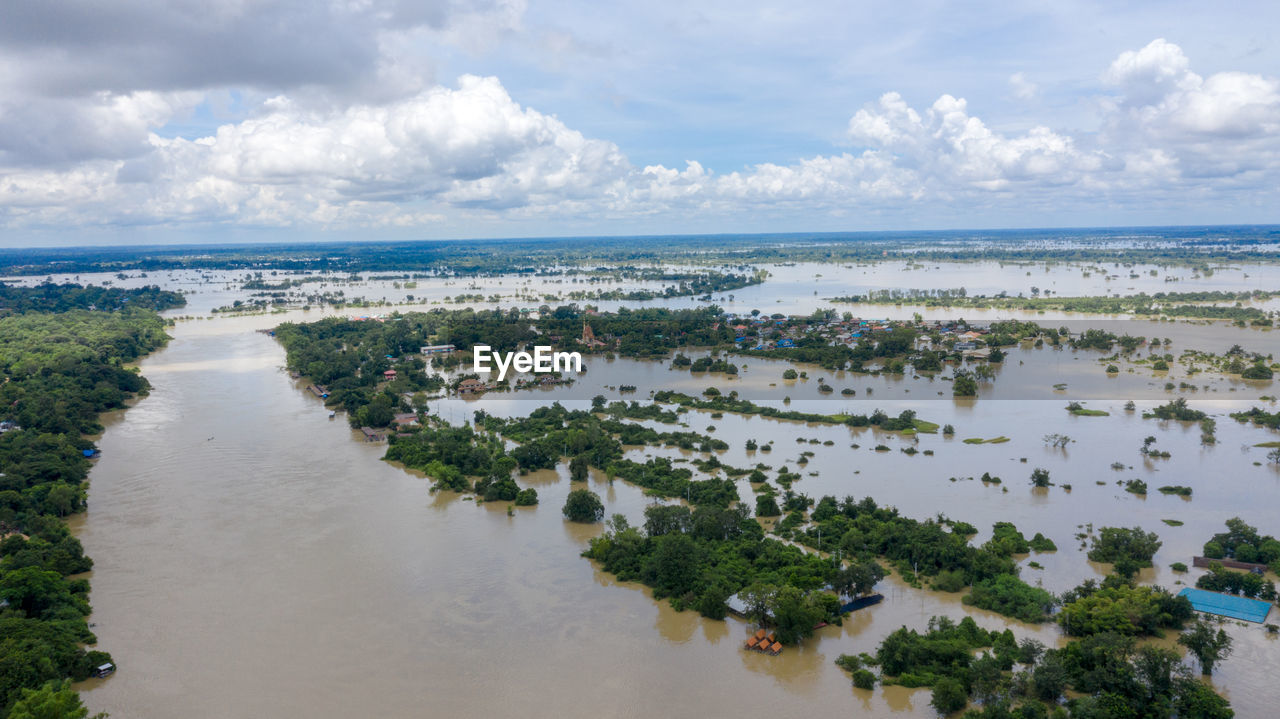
[70, 274, 1280, 717]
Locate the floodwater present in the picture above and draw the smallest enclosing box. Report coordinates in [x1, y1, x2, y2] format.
[70, 266, 1280, 717]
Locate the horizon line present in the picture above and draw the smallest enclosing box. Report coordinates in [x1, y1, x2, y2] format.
[2, 222, 1279, 254]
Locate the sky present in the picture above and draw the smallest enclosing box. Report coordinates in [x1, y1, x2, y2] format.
[1, 0, 1278, 246]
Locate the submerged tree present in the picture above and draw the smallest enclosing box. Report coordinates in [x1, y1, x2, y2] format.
[1179, 618, 1234, 675]
[562, 489, 605, 523]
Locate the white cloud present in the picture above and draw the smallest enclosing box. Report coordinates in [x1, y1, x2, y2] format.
[1101, 38, 1280, 181]
[1, 36, 1278, 234]
[846, 92, 1098, 193]
[0, 76, 628, 228]
[1008, 72, 1037, 100]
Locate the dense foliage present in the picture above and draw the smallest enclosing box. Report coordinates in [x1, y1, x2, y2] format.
[1229, 406, 1280, 430]
[773, 495, 1053, 623]
[0, 282, 185, 314]
[845, 614, 1231, 718]
[0, 286, 174, 716]
[584, 505, 845, 641]
[273, 306, 737, 427]
[1057, 579, 1192, 637]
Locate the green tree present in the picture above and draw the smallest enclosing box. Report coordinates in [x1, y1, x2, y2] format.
[952, 371, 978, 397]
[1178, 618, 1233, 675]
[754, 494, 781, 518]
[569, 455, 589, 482]
[930, 676, 968, 715]
[834, 561, 885, 599]
[562, 489, 605, 523]
[851, 669, 876, 690]
[0, 567, 77, 618]
[767, 586, 827, 644]
[970, 653, 1004, 705]
[8, 679, 93, 719]
[739, 583, 777, 626]
[1029, 468, 1051, 488]
[649, 533, 703, 598]
[1087, 526, 1162, 568]
[43, 485, 78, 517]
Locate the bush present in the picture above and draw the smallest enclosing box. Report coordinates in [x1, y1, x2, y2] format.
[1088, 526, 1161, 568]
[931, 676, 968, 715]
[562, 489, 605, 523]
[1029, 533, 1057, 552]
[1242, 363, 1274, 380]
[851, 669, 876, 690]
[1058, 582, 1191, 636]
[931, 569, 966, 593]
[755, 495, 781, 517]
[783, 368, 798, 380]
[963, 574, 1055, 623]
[514, 488, 538, 506]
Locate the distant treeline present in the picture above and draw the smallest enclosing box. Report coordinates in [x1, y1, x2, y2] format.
[828, 289, 1275, 324]
[4, 226, 1279, 274]
[0, 282, 186, 314]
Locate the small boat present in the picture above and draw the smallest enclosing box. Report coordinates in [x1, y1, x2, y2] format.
[328, 411, 337, 419]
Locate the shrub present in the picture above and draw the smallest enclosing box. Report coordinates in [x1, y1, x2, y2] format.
[931, 676, 968, 715]
[963, 574, 1055, 623]
[562, 489, 605, 523]
[514, 488, 539, 506]
[931, 569, 966, 593]
[755, 495, 782, 517]
[1088, 526, 1161, 568]
[1058, 582, 1192, 636]
[851, 669, 876, 690]
[1242, 363, 1274, 380]
[1029, 533, 1057, 552]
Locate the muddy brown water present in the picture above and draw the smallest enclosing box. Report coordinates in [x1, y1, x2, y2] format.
[67, 274, 1280, 717]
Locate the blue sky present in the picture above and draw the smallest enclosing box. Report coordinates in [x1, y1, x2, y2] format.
[1, 1, 1278, 246]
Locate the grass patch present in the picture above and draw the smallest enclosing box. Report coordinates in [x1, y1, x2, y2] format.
[1254, 441, 1280, 448]
[1157, 485, 1193, 497]
[1161, 519, 1184, 526]
[911, 419, 940, 434]
[963, 436, 1011, 445]
[1070, 408, 1110, 417]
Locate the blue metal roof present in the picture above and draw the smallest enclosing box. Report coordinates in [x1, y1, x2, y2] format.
[1177, 587, 1272, 623]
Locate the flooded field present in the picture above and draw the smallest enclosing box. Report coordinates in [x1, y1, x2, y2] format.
[70, 265, 1280, 717]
